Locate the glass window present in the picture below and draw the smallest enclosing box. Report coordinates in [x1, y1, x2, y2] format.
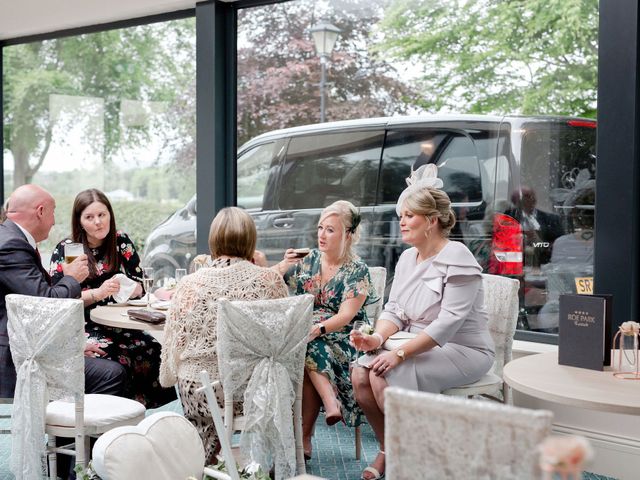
[2, 19, 196, 272]
[380, 129, 483, 205]
[516, 121, 597, 333]
[237, 142, 276, 210]
[278, 131, 384, 210]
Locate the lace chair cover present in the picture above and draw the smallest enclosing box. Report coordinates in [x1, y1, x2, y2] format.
[6, 294, 85, 480]
[385, 388, 553, 480]
[365, 267, 386, 325]
[443, 274, 519, 401]
[217, 294, 313, 480]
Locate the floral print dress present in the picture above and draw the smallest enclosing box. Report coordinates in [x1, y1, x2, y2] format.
[286, 249, 377, 426]
[50, 231, 177, 408]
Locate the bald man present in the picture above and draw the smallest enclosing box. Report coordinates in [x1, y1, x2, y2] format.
[0, 185, 127, 397]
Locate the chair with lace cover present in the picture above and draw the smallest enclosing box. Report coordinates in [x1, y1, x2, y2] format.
[442, 273, 519, 403]
[217, 294, 314, 480]
[365, 266, 387, 327]
[385, 388, 553, 480]
[6, 294, 146, 480]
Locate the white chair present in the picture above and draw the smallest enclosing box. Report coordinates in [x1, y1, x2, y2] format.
[92, 411, 206, 480]
[365, 266, 387, 326]
[385, 387, 553, 480]
[442, 273, 519, 403]
[217, 294, 313, 480]
[353, 266, 387, 460]
[6, 294, 146, 479]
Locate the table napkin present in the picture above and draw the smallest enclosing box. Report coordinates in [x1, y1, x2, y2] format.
[112, 273, 138, 304]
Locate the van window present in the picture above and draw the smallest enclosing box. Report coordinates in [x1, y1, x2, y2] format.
[237, 142, 276, 209]
[278, 131, 385, 210]
[380, 129, 483, 204]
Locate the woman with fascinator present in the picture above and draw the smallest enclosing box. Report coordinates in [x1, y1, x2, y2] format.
[350, 165, 495, 480]
[275, 200, 378, 461]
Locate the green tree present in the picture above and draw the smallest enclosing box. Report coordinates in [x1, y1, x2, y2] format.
[237, 0, 416, 145]
[2, 19, 195, 189]
[377, 0, 597, 117]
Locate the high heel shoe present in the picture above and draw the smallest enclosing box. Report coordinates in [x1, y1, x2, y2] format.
[361, 450, 385, 480]
[325, 401, 344, 426]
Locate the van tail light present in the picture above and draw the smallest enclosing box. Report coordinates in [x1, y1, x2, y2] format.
[489, 213, 523, 275]
[567, 119, 596, 129]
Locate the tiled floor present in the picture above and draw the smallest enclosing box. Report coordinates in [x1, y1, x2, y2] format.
[0, 402, 618, 479]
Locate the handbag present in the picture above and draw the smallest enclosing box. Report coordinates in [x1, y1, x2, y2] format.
[382, 331, 418, 351]
[127, 309, 166, 324]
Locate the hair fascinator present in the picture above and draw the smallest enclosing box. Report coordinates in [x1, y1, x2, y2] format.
[348, 209, 361, 234]
[395, 164, 444, 215]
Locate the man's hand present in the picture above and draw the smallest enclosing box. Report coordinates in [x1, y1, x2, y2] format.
[62, 254, 89, 283]
[84, 342, 106, 358]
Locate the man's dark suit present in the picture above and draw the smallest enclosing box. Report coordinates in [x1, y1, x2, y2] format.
[0, 220, 126, 397]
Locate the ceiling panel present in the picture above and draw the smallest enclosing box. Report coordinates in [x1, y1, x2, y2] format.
[0, 0, 199, 41]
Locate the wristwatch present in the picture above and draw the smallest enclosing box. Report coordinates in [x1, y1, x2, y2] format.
[396, 349, 406, 362]
[319, 323, 327, 335]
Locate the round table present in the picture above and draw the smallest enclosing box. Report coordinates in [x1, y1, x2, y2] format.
[90, 304, 166, 344]
[503, 352, 640, 415]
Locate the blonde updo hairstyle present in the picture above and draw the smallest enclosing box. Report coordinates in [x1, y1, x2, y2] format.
[318, 200, 361, 261]
[402, 187, 456, 237]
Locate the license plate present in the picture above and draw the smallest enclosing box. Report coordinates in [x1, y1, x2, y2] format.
[574, 277, 594, 295]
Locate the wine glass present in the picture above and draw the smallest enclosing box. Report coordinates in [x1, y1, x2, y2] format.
[143, 267, 154, 309]
[175, 268, 187, 283]
[351, 320, 366, 367]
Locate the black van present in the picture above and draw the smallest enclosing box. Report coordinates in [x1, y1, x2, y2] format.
[143, 114, 597, 334]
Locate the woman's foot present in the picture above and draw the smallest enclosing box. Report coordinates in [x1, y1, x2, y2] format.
[303, 437, 312, 461]
[361, 451, 385, 480]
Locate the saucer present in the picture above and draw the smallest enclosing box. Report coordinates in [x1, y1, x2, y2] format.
[127, 298, 148, 307]
[150, 300, 171, 311]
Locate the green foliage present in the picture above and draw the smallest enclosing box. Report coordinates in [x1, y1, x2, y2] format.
[112, 199, 181, 253]
[377, 0, 598, 117]
[3, 18, 196, 188]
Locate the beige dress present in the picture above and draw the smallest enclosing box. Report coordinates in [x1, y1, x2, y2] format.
[159, 258, 288, 462]
[378, 241, 495, 393]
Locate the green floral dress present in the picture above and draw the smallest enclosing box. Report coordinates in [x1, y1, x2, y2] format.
[286, 249, 377, 426]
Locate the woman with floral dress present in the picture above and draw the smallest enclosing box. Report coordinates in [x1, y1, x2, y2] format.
[276, 200, 377, 460]
[50, 188, 176, 408]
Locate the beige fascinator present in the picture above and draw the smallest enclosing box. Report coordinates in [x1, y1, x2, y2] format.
[395, 164, 444, 215]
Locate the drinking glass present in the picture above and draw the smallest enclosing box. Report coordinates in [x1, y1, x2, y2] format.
[351, 320, 366, 367]
[64, 243, 84, 264]
[143, 267, 154, 308]
[175, 268, 187, 283]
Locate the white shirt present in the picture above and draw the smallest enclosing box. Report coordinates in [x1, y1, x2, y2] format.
[12, 221, 37, 250]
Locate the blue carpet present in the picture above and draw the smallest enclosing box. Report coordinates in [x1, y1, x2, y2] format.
[0, 402, 618, 479]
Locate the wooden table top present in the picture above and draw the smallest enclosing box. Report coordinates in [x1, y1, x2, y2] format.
[503, 352, 640, 415]
[90, 304, 166, 332]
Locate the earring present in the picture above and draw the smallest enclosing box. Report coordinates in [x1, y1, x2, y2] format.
[424, 228, 431, 240]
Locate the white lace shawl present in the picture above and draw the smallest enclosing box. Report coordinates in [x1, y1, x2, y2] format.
[159, 260, 288, 386]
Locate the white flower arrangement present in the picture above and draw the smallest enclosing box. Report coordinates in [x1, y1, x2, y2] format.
[539, 435, 593, 474]
[164, 277, 178, 290]
[203, 460, 269, 480]
[359, 323, 374, 335]
[619, 321, 640, 336]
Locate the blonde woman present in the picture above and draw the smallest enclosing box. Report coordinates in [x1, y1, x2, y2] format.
[276, 200, 377, 460]
[350, 165, 495, 480]
[160, 207, 288, 463]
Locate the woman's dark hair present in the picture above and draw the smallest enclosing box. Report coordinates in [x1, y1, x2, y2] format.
[72, 189, 118, 278]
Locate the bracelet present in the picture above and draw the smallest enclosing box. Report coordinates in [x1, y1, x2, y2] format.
[372, 332, 384, 348]
[90, 290, 98, 303]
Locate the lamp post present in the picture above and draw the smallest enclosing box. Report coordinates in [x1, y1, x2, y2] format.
[310, 21, 340, 123]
